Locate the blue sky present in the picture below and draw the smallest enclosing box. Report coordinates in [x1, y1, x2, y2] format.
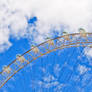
[1, 0, 92, 92]
[0, 17, 92, 92]
[0, 39, 92, 92]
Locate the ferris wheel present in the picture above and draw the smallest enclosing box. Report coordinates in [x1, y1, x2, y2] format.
[0, 29, 92, 89]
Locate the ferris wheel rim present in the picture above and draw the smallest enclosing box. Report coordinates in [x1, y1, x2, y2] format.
[0, 32, 92, 88]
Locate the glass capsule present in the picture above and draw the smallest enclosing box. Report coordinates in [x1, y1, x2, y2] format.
[3, 66, 11, 74]
[31, 46, 39, 54]
[16, 54, 25, 63]
[47, 39, 54, 46]
[63, 32, 70, 41]
[79, 28, 87, 38]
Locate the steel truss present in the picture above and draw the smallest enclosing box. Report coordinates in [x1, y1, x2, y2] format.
[0, 33, 92, 88]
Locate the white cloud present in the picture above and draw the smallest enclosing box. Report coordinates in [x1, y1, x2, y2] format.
[84, 47, 92, 64]
[43, 74, 56, 82]
[0, 0, 92, 52]
[77, 65, 88, 75]
[84, 47, 92, 57]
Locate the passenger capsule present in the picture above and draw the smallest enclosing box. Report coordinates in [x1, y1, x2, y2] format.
[3, 66, 11, 74]
[79, 28, 87, 38]
[16, 54, 25, 63]
[63, 31, 70, 41]
[31, 45, 39, 54]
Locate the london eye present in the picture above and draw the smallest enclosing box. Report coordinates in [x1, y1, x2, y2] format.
[0, 30, 92, 91]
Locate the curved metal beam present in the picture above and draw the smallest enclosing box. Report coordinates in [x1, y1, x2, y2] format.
[0, 32, 92, 88]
